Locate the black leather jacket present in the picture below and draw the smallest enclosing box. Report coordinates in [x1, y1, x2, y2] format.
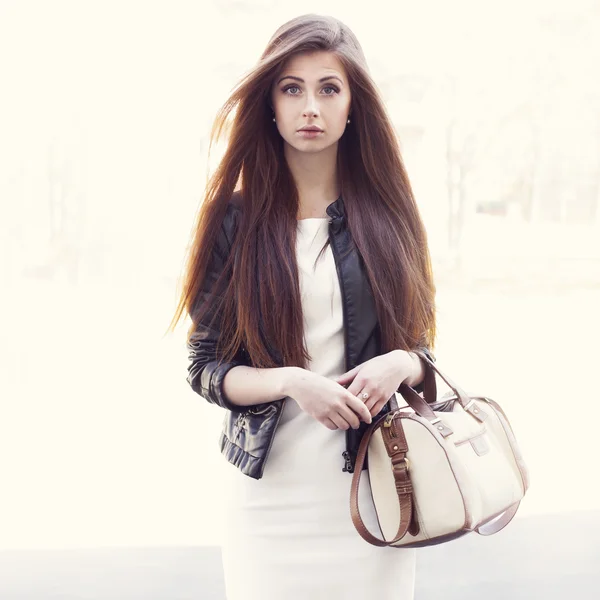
[186, 194, 432, 479]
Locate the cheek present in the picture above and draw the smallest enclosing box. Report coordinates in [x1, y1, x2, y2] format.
[331, 96, 351, 116]
[273, 99, 291, 121]
[271, 92, 284, 119]
[331, 101, 351, 127]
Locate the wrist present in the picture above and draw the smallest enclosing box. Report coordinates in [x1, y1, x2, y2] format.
[405, 351, 424, 387]
[390, 349, 421, 386]
[280, 366, 302, 398]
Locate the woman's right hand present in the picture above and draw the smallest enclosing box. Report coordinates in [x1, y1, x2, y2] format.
[284, 368, 373, 431]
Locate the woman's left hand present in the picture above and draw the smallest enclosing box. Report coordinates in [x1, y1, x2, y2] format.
[332, 350, 419, 418]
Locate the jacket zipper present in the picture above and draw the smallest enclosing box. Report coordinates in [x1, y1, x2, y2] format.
[328, 218, 354, 473]
[342, 450, 354, 473]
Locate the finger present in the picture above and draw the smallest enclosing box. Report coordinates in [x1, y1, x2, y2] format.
[364, 395, 380, 412]
[345, 393, 372, 424]
[351, 383, 376, 409]
[347, 377, 366, 398]
[329, 413, 352, 431]
[323, 418, 339, 431]
[370, 399, 388, 418]
[335, 366, 360, 385]
[358, 388, 374, 407]
[337, 403, 361, 430]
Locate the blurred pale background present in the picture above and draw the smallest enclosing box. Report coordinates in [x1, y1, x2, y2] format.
[1, 0, 599, 554]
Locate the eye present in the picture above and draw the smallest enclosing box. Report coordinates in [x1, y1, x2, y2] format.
[322, 86, 339, 95]
[283, 85, 301, 95]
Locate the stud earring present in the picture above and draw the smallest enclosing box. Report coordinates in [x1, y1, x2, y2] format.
[273, 117, 276, 122]
[347, 118, 351, 124]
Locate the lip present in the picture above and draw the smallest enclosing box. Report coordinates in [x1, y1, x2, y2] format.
[297, 130, 323, 139]
[298, 126, 323, 132]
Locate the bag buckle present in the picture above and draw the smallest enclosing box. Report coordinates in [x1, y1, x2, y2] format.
[393, 457, 410, 473]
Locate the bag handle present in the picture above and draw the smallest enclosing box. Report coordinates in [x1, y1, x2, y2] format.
[412, 350, 470, 405]
[404, 351, 488, 423]
[350, 415, 418, 546]
[476, 502, 520, 535]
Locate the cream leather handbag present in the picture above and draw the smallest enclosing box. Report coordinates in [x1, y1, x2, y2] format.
[350, 351, 529, 547]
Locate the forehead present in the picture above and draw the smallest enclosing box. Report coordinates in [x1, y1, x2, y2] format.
[279, 51, 347, 81]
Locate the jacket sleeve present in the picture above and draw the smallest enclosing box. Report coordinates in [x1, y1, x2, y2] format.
[186, 208, 247, 413]
[412, 345, 435, 395]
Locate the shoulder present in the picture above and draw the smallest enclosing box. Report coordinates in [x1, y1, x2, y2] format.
[224, 190, 243, 222]
[229, 189, 244, 210]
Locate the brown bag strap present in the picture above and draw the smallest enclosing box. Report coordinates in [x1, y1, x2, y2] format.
[350, 416, 418, 546]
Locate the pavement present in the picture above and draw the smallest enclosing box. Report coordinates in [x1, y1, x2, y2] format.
[1, 510, 598, 600]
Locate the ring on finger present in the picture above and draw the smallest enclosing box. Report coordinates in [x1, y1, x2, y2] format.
[361, 392, 369, 400]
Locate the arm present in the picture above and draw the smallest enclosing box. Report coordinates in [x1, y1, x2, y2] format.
[186, 205, 300, 412]
[186, 337, 247, 413]
[221, 364, 299, 408]
[185, 206, 247, 413]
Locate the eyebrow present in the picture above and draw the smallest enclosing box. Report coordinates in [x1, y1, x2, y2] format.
[276, 75, 344, 85]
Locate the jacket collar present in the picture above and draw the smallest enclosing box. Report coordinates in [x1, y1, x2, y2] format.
[326, 194, 346, 221]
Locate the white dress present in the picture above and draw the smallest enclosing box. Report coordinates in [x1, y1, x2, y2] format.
[221, 217, 416, 600]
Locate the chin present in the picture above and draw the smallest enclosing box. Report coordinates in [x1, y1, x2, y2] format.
[297, 144, 330, 154]
[287, 138, 340, 154]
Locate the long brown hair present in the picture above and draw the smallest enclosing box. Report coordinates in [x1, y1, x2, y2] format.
[169, 14, 436, 369]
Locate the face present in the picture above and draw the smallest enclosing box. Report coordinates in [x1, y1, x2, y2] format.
[270, 51, 352, 155]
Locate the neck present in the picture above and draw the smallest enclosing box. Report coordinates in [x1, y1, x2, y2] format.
[284, 142, 340, 219]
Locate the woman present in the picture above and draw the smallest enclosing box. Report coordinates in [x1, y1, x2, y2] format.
[171, 13, 436, 600]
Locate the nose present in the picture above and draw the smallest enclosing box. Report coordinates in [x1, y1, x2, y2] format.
[302, 94, 320, 118]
